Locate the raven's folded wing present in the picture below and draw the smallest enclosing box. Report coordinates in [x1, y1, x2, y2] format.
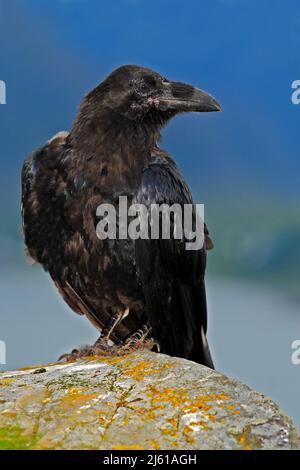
[135, 152, 214, 367]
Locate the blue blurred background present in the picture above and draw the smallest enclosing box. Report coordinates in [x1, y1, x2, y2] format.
[0, 0, 299, 429]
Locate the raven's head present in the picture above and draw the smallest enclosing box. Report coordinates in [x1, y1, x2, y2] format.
[84, 65, 221, 127]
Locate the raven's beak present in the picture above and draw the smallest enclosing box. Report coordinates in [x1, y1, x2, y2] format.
[157, 80, 221, 113]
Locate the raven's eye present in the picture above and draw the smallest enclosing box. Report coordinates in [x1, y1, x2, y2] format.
[140, 82, 149, 92]
[134, 79, 154, 95]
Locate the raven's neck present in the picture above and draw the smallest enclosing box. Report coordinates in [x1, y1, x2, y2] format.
[69, 109, 161, 193]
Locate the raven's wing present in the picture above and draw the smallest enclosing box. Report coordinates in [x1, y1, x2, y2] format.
[21, 132, 105, 331]
[135, 151, 214, 368]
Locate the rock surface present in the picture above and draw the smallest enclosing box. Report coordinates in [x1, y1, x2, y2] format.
[0, 350, 299, 450]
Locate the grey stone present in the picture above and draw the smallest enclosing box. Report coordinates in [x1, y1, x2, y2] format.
[0, 350, 299, 450]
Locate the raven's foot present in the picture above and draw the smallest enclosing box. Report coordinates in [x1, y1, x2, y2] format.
[115, 324, 154, 354]
[58, 323, 157, 362]
[58, 340, 122, 362]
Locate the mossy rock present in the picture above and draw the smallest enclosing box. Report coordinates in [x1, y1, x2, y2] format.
[0, 351, 299, 450]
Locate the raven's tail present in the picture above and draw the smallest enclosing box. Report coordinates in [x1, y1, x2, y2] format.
[189, 324, 214, 368]
[187, 282, 214, 368]
[148, 279, 215, 369]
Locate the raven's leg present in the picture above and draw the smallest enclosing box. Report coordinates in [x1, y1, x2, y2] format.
[95, 308, 130, 347]
[58, 308, 130, 361]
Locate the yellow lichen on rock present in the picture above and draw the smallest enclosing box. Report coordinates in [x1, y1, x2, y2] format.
[0, 350, 299, 450]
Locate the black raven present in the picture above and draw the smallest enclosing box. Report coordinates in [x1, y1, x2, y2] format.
[21, 65, 220, 367]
